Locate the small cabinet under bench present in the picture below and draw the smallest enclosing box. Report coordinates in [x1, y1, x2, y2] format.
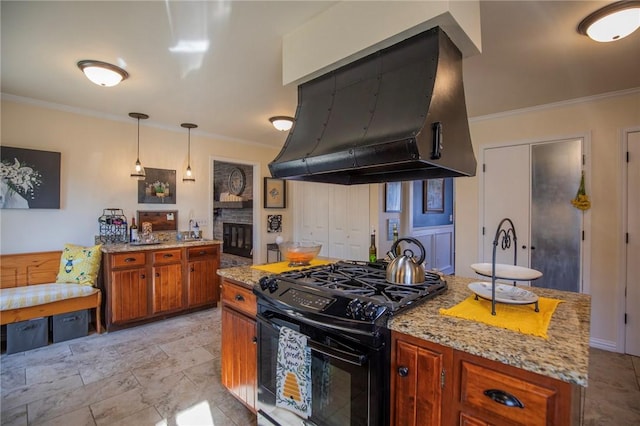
[102, 243, 220, 331]
[220, 277, 257, 413]
[391, 330, 581, 426]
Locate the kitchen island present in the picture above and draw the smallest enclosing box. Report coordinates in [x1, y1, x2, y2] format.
[217, 265, 590, 425]
[101, 239, 222, 331]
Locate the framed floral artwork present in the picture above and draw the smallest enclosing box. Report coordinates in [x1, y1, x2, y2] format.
[0, 146, 61, 209]
[138, 168, 176, 204]
[264, 177, 286, 208]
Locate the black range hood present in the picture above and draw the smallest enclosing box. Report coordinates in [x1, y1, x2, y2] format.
[269, 27, 477, 185]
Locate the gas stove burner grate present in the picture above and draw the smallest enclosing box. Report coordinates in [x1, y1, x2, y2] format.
[275, 260, 446, 312]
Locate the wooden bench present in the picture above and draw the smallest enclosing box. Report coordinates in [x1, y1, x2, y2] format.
[0, 251, 102, 333]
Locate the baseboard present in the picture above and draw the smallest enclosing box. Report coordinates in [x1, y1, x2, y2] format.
[589, 337, 619, 352]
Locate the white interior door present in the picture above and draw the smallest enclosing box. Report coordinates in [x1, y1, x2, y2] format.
[625, 130, 640, 356]
[328, 185, 369, 261]
[483, 144, 530, 266]
[297, 181, 329, 256]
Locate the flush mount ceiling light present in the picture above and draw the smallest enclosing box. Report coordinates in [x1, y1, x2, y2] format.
[578, 1, 640, 42]
[269, 116, 295, 131]
[77, 60, 129, 87]
[181, 123, 197, 183]
[129, 112, 149, 180]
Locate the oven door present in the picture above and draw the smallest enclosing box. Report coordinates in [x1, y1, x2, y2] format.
[256, 310, 388, 426]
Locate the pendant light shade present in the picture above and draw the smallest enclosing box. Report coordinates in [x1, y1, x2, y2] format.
[129, 112, 149, 180]
[181, 123, 197, 182]
[269, 116, 295, 131]
[578, 1, 640, 42]
[77, 60, 129, 87]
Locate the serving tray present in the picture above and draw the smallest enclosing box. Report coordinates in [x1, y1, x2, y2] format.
[468, 281, 539, 305]
[470, 263, 542, 281]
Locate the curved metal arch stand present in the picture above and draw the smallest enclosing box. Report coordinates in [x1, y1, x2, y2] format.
[483, 218, 540, 315]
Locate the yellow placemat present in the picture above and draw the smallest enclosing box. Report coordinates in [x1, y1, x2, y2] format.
[439, 295, 563, 339]
[251, 259, 334, 274]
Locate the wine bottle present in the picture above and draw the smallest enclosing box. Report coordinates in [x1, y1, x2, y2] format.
[393, 223, 401, 256]
[129, 217, 138, 243]
[369, 228, 377, 262]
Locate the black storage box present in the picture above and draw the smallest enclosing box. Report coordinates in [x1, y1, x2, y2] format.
[6, 318, 48, 354]
[52, 310, 88, 343]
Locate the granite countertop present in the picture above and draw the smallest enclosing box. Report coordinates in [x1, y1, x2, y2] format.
[215, 265, 591, 387]
[101, 239, 222, 253]
[388, 275, 591, 387]
[217, 265, 276, 289]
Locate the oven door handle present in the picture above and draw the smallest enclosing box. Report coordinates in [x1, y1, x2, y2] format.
[257, 314, 368, 367]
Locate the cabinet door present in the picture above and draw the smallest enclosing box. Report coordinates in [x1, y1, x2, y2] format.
[111, 268, 148, 323]
[393, 338, 447, 426]
[152, 263, 183, 314]
[221, 306, 257, 411]
[188, 259, 217, 307]
[328, 185, 370, 261]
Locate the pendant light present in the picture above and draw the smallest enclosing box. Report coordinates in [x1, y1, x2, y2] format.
[129, 112, 149, 180]
[181, 123, 197, 182]
[578, 1, 640, 42]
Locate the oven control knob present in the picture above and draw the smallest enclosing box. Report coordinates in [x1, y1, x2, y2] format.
[268, 280, 279, 293]
[258, 276, 271, 291]
[346, 299, 363, 319]
[363, 302, 380, 320]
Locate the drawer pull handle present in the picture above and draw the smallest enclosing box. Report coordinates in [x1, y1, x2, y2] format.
[483, 389, 524, 409]
[163, 254, 174, 258]
[397, 367, 409, 377]
[125, 257, 136, 263]
[199, 250, 206, 255]
[235, 294, 245, 302]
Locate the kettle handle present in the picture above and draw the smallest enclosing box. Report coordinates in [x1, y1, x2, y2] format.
[390, 237, 426, 265]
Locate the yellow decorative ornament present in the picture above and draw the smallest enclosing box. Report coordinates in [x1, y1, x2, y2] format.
[571, 171, 591, 211]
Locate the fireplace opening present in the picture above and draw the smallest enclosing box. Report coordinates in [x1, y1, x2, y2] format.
[223, 222, 253, 258]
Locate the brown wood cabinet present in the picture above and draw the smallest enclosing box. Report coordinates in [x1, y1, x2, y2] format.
[220, 277, 257, 412]
[102, 243, 220, 331]
[187, 245, 219, 307]
[391, 331, 581, 426]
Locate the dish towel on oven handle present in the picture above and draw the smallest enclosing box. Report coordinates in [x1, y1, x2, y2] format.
[276, 326, 312, 418]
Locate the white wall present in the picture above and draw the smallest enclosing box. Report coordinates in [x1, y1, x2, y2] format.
[455, 90, 640, 351]
[0, 98, 285, 261]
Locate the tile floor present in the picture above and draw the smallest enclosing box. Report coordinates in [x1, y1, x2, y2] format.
[1, 308, 639, 425]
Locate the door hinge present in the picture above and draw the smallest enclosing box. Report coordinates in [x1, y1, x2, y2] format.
[582, 230, 585, 241]
[482, 227, 485, 235]
[582, 154, 586, 165]
[626, 233, 629, 244]
[441, 368, 446, 389]
[627, 151, 630, 163]
[483, 163, 486, 172]
[625, 313, 627, 324]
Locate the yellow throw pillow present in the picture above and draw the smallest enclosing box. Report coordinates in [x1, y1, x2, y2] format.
[56, 243, 103, 286]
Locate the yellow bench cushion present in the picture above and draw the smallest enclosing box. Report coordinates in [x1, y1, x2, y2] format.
[0, 283, 99, 311]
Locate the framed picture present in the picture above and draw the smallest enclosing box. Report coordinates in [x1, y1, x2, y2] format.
[385, 182, 401, 212]
[1, 146, 61, 209]
[424, 178, 445, 213]
[267, 214, 282, 233]
[138, 168, 176, 204]
[264, 177, 286, 208]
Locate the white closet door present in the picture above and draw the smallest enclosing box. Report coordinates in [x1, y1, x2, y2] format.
[626, 131, 640, 356]
[328, 185, 370, 261]
[298, 181, 329, 257]
[482, 145, 530, 267]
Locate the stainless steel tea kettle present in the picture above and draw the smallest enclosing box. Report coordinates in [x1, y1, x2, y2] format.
[386, 237, 427, 285]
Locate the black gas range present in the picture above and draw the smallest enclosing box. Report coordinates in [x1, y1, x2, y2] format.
[254, 260, 448, 426]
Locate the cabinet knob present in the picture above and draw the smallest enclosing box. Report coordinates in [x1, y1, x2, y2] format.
[125, 257, 136, 263]
[140, 274, 146, 279]
[252, 336, 257, 344]
[398, 366, 409, 377]
[235, 294, 245, 302]
[190, 267, 194, 272]
[521, 245, 527, 249]
[155, 272, 160, 277]
[483, 389, 524, 408]
[531, 246, 536, 250]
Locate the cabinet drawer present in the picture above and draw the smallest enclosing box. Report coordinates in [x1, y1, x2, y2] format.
[152, 249, 182, 265]
[111, 252, 146, 268]
[222, 281, 256, 317]
[188, 245, 218, 260]
[459, 360, 557, 426]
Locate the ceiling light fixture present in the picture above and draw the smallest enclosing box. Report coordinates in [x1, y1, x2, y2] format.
[181, 123, 197, 183]
[77, 60, 129, 87]
[129, 112, 149, 180]
[578, 1, 640, 42]
[269, 116, 295, 131]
